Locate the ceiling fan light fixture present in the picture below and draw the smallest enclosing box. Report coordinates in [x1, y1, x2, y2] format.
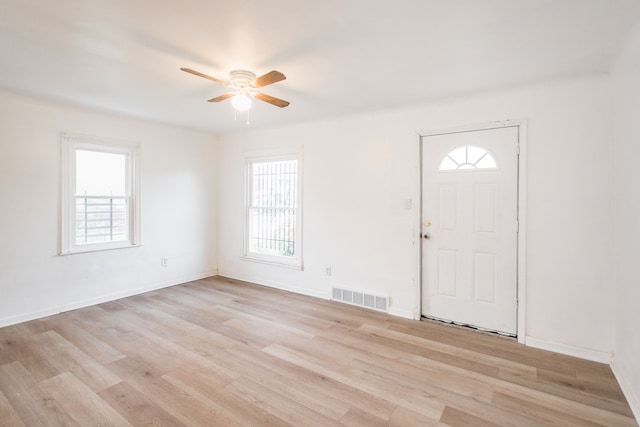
[231, 93, 252, 111]
[181, 67, 289, 109]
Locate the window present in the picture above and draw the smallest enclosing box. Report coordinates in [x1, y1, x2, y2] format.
[245, 153, 302, 269]
[439, 145, 497, 171]
[61, 133, 140, 254]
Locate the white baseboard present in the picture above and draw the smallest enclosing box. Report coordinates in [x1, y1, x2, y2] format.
[388, 307, 415, 320]
[219, 270, 417, 320]
[217, 270, 330, 301]
[611, 360, 640, 423]
[525, 336, 613, 364]
[0, 269, 218, 328]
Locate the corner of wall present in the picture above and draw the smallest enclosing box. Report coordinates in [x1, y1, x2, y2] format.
[611, 359, 640, 422]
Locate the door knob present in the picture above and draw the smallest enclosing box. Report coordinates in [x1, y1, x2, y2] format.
[422, 232, 431, 240]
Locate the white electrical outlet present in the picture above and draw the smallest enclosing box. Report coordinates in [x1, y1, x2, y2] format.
[161, 258, 168, 267]
[325, 266, 332, 276]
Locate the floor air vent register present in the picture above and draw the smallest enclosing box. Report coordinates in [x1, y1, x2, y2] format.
[331, 287, 388, 312]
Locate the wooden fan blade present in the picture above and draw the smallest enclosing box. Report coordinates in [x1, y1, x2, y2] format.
[180, 67, 228, 85]
[255, 92, 290, 108]
[207, 93, 234, 102]
[252, 70, 286, 88]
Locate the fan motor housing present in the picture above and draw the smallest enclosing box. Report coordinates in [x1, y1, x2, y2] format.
[229, 70, 257, 88]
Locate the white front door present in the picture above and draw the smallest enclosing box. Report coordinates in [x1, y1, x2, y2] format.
[421, 126, 519, 335]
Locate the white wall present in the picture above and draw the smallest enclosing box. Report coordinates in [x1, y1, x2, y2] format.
[218, 74, 615, 361]
[0, 90, 218, 326]
[0, 66, 630, 405]
[612, 24, 640, 420]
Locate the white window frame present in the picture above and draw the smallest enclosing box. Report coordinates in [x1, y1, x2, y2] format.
[60, 133, 141, 255]
[243, 151, 303, 270]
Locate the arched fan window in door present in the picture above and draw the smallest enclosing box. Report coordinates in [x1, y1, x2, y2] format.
[439, 145, 498, 171]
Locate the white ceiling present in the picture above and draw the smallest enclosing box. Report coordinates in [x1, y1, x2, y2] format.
[1, 0, 639, 133]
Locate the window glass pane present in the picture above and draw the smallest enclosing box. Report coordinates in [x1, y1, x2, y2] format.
[251, 160, 297, 208]
[466, 145, 486, 164]
[448, 146, 467, 165]
[249, 207, 296, 256]
[458, 163, 476, 169]
[439, 157, 458, 171]
[438, 145, 497, 171]
[75, 197, 128, 245]
[75, 150, 126, 196]
[249, 158, 298, 258]
[475, 153, 497, 169]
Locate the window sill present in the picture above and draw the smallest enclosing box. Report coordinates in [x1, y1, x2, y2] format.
[240, 255, 303, 271]
[59, 244, 142, 256]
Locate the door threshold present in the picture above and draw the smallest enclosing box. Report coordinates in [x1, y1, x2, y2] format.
[421, 315, 517, 340]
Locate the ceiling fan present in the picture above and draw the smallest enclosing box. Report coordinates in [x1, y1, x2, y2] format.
[181, 67, 290, 111]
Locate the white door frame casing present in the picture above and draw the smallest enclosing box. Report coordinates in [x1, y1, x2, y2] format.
[415, 119, 527, 344]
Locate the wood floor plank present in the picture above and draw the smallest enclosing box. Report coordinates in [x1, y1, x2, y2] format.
[0, 362, 79, 427]
[359, 322, 538, 379]
[225, 344, 397, 420]
[439, 405, 499, 427]
[29, 330, 121, 392]
[106, 357, 243, 426]
[537, 365, 628, 402]
[338, 406, 389, 427]
[498, 362, 635, 417]
[263, 342, 446, 420]
[226, 376, 343, 426]
[322, 322, 504, 378]
[97, 381, 186, 427]
[348, 358, 539, 427]
[491, 390, 605, 426]
[0, 275, 636, 426]
[409, 353, 637, 426]
[41, 315, 126, 365]
[390, 320, 580, 376]
[0, 334, 60, 381]
[0, 389, 27, 427]
[162, 366, 289, 427]
[285, 333, 494, 406]
[222, 313, 315, 346]
[490, 384, 638, 426]
[68, 305, 136, 335]
[38, 372, 132, 426]
[112, 302, 238, 351]
[223, 348, 351, 420]
[389, 406, 448, 426]
[0, 325, 32, 366]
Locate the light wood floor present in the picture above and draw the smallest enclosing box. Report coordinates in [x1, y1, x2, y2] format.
[0, 276, 636, 426]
